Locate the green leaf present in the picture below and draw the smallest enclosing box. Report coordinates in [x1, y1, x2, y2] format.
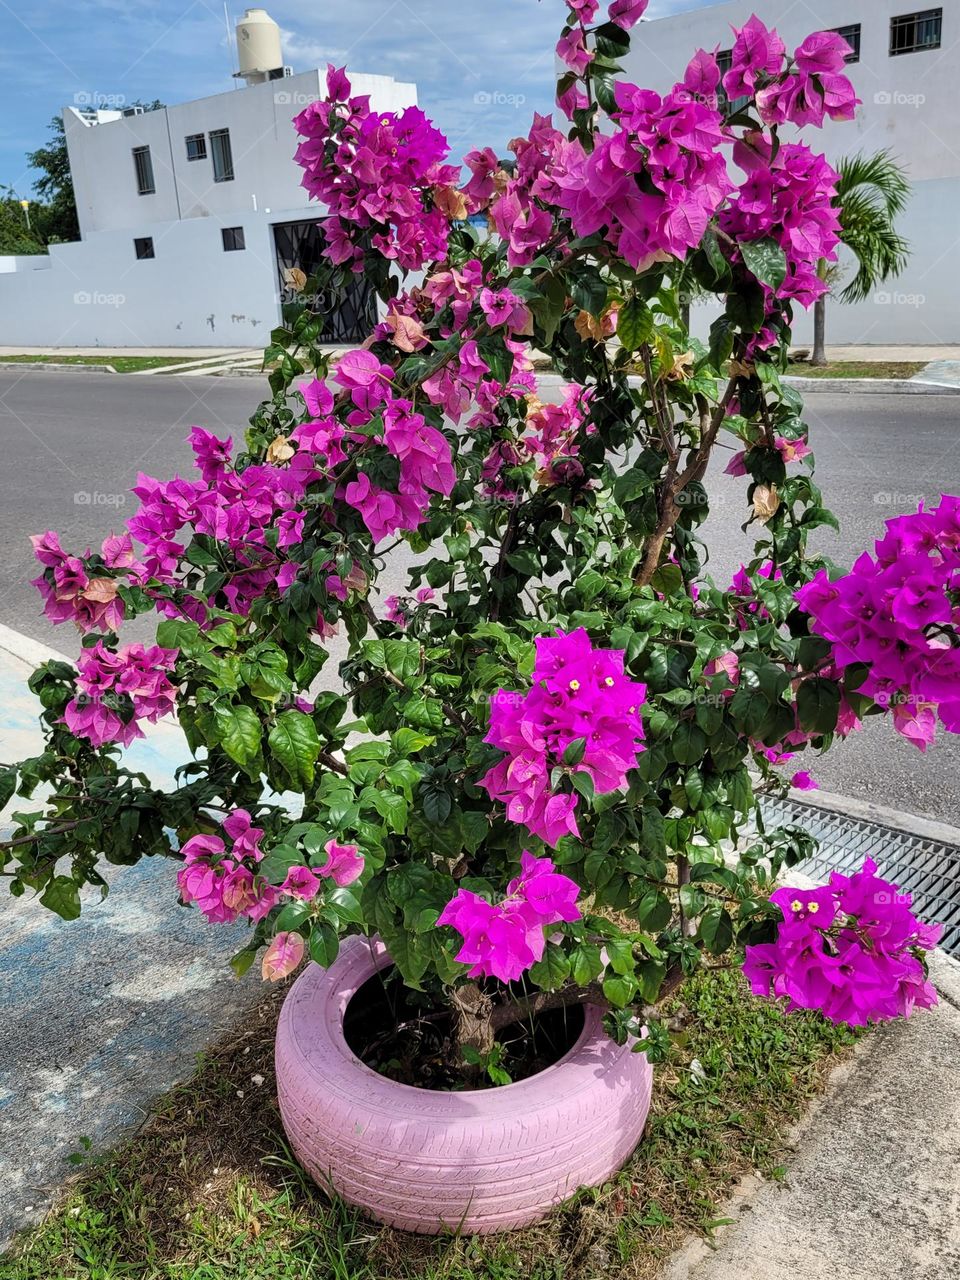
[602, 974, 637, 1008]
[403, 695, 445, 731]
[636, 960, 667, 1004]
[570, 266, 608, 316]
[617, 296, 654, 351]
[229, 948, 257, 978]
[796, 678, 841, 735]
[528, 947, 571, 991]
[260, 843, 302, 885]
[0, 767, 17, 812]
[571, 942, 604, 986]
[684, 767, 704, 810]
[372, 789, 408, 833]
[308, 920, 340, 968]
[699, 904, 734, 955]
[420, 783, 453, 826]
[268, 710, 320, 789]
[213, 702, 262, 769]
[740, 238, 787, 291]
[40, 874, 81, 921]
[605, 938, 635, 977]
[672, 722, 707, 766]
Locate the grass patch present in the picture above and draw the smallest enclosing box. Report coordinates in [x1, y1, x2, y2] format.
[786, 360, 925, 380]
[0, 355, 198, 373]
[0, 969, 857, 1280]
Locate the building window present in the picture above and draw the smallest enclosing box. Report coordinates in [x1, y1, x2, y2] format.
[132, 146, 155, 195]
[209, 128, 235, 182]
[890, 8, 942, 55]
[134, 237, 155, 260]
[222, 226, 246, 251]
[185, 133, 206, 161]
[832, 23, 862, 62]
[715, 49, 750, 114]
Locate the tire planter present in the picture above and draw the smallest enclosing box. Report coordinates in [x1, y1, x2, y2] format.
[275, 935, 654, 1234]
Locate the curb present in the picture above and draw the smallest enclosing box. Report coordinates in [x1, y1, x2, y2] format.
[785, 785, 960, 848]
[784, 375, 960, 395]
[0, 622, 72, 669]
[0, 361, 118, 375]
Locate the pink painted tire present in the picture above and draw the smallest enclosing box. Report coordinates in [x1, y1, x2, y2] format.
[275, 936, 654, 1234]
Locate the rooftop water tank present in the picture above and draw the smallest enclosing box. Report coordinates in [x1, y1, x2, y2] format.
[235, 8, 283, 84]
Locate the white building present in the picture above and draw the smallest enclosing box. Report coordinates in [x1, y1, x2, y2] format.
[0, 10, 416, 348]
[625, 1, 958, 345]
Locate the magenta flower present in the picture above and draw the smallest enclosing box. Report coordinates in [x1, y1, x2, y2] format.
[790, 770, 819, 791]
[222, 809, 265, 859]
[744, 859, 941, 1026]
[556, 28, 593, 76]
[63, 642, 179, 748]
[319, 839, 364, 886]
[479, 287, 530, 333]
[280, 865, 323, 901]
[796, 495, 960, 750]
[480, 628, 646, 846]
[607, 0, 649, 29]
[438, 852, 582, 983]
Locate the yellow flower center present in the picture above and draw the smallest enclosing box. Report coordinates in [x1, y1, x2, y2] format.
[604, 677, 615, 687]
[569, 679, 580, 691]
[808, 901, 820, 914]
[790, 900, 804, 913]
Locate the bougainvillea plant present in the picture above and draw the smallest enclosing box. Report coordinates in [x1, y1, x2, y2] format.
[1, 6, 946, 1072]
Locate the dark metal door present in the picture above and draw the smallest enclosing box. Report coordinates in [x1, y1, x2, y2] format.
[272, 219, 377, 343]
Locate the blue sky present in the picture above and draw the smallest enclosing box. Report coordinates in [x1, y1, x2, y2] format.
[2, 0, 712, 200]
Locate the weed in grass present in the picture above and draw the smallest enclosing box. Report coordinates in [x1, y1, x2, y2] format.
[0, 969, 857, 1280]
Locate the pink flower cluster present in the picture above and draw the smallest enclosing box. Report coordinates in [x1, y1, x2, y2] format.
[729, 21, 860, 129]
[553, 76, 732, 269]
[63, 641, 179, 748]
[796, 495, 960, 750]
[480, 628, 646, 846]
[437, 851, 582, 983]
[481, 383, 593, 499]
[294, 65, 459, 271]
[743, 860, 941, 1026]
[487, 115, 566, 266]
[30, 530, 145, 633]
[721, 138, 842, 306]
[293, 350, 456, 544]
[128, 426, 311, 617]
[177, 809, 364, 926]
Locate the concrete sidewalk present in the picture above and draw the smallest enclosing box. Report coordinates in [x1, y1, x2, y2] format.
[665, 935, 960, 1280]
[0, 626, 261, 1251]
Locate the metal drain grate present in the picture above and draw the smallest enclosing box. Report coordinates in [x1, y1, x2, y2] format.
[758, 797, 960, 958]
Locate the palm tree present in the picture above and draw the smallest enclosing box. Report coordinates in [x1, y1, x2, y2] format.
[811, 150, 910, 367]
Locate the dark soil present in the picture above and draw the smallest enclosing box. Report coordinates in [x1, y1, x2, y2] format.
[342, 967, 586, 1090]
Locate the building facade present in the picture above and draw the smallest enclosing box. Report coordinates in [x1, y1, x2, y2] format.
[623, 1, 958, 345]
[0, 66, 416, 348]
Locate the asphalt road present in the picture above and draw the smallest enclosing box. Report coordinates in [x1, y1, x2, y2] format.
[2, 368, 959, 824]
